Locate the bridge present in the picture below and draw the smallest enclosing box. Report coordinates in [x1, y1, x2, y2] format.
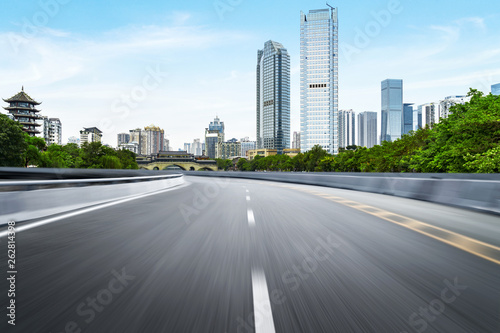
[137, 151, 218, 171]
[139, 161, 218, 171]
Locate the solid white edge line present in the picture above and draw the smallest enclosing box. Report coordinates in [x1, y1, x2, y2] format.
[0, 183, 189, 237]
[251, 268, 276, 333]
[247, 209, 255, 226]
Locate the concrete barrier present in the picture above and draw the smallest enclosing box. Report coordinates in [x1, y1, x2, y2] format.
[0, 172, 184, 224]
[183, 171, 500, 215]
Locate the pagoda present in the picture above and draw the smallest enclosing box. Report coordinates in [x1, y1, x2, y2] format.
[3, 87, 42, 136]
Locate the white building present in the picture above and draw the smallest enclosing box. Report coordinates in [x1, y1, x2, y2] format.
[300, 7, 339, 154]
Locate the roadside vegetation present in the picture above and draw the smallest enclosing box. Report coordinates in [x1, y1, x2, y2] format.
[234, 89, 500, 173]
[0, 114, 138, 169]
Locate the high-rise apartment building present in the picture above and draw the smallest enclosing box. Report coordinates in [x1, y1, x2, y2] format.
[492, 83, 500, 96]
[300, 7, 339, 154]
[128, 126, 164, 155]
[357, 112, 377, 149]
[439, 96, 470, 119]
[418, 103, 439, 129]
[338, 110, 355, 148]
[380, 79, 403, 143]
[117, 133, 130, 147]
[48, 118, 62, 145]
[205, 116, 225, 159]
[192, 139, 202, 156]
[402, 103, 414, 135]
[256, 40, 290, 154]
[143, 125, 164, 155]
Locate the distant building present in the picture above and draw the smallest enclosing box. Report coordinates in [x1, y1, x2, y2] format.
[292, 132, 301, 150]
[119, 141, 139, 154]
[492, 83, 500, 96]
[164, 138, 170, 152]
[3, 87, 42, 136]
[413, 107, 422, 132]
[117, 133, 130, 147]
[217, 141, 241, 159]
[339, 110, 356, 148]
[143, 125, 165, 155]
[241, 138, 256, 158]
[247, 149, 277, 160]
[68, 136, 80, 145]
[283, 148, 300, 158]
[48, 118, 62, 145]
[80, 127, 102, 144]
[205, 116, 225, 159]
[184, 143, 191, 154]
[300, 7, 339, 154]
[357, 112, 377, 149]
[39, 116, 50, 142]
[129, 126, 164, 155]
[380, 79, 403, 143]
[418, 103, 439, 128]
[439, 96, 470, 119]
[192, 139, 203, 156]
[256, 40, 290, 154]
[403, 103, 414, 135]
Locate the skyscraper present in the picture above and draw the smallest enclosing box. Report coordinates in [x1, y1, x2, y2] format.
[402, 103, 414, 135]
[300, 7, 339, 154]
[338, 110, 355, 148]
[380, 79, 403, 143]
[492, 83, 500, 96]
[357, 112, 377, 149]
[292, 131, 301, 150]
[256, 40, 290, 154]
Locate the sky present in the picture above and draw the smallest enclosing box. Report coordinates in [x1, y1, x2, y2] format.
[1, 0, 500, 149]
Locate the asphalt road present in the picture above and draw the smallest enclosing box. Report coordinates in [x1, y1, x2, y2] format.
[1, 176, 499, 332]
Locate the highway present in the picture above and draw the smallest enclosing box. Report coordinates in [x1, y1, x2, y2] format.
[1, 176, 499, 332]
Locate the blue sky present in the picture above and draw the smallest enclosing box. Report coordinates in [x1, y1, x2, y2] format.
[1, 0, 500, 149]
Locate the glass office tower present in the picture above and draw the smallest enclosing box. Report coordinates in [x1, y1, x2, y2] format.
[492, 83, 500, 96]
[403, 103, 414, 135]
[256, 40, 290, 154]
[300, 7, 339, 154]
[380, 79, 403, 143]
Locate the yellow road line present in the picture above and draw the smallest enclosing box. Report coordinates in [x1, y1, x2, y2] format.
[294, 187, 500, 266]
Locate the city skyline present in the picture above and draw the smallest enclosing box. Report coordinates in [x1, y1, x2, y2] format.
[1, 1, 500, 149]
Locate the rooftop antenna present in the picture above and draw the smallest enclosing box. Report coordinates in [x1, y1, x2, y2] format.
[326, 2, 334, 10]
[22, 86, 24, 92]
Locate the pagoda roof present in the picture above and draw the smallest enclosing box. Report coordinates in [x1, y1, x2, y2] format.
[3, 87, 41, 105]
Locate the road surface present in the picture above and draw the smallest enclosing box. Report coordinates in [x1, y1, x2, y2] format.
[1, 176, 499, 332]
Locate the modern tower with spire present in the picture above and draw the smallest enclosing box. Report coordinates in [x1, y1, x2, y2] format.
[300, 6, 339, 154]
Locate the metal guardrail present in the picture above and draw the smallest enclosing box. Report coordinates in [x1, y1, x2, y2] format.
[183, 171, 500, 215]
[0, 174, 182, 192]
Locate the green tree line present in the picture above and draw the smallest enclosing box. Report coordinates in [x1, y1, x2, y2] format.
[0, 114, 138, 169]
[234, 89, 500, 173]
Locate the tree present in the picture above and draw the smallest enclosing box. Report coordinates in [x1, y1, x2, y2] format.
[23, 134, 46, 167]
[0, 114, 27, 167]
[215, 158, 232, 171]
